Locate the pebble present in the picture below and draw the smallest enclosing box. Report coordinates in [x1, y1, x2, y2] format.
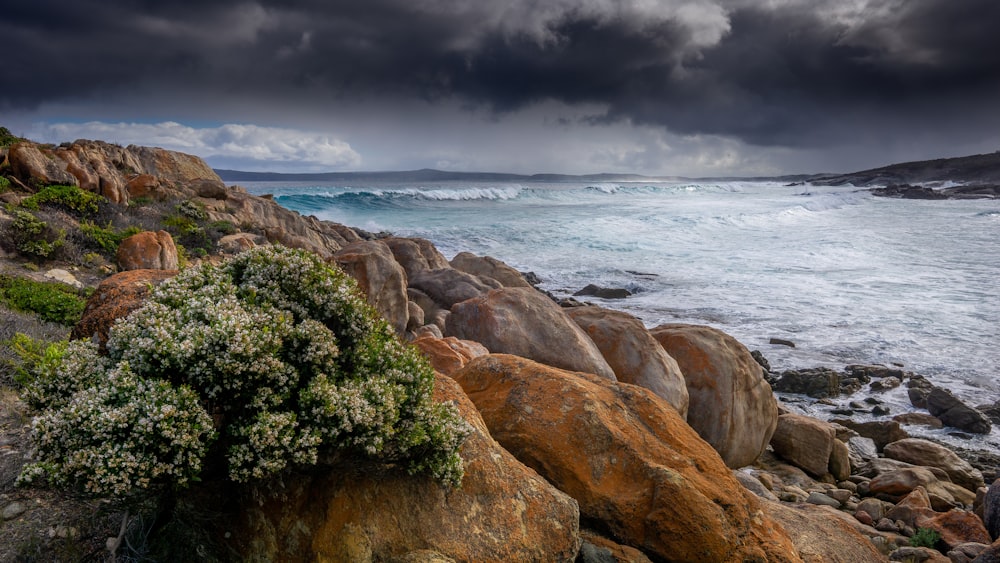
[2, 501, 27, 520]
[806, 491, 842, 507]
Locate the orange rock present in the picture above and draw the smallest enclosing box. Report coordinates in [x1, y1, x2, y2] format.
[230, 374, 581, 561]
[70, 269, 178, 348]
[915, 509, 992, 552]
[412, 336, 489, 376]
[579, 529, 654, 563]
[770, 413, 836, 478]
[650, 323, 778, 468]
[116, 230, 179, 271]
[452, 354, 801, 562]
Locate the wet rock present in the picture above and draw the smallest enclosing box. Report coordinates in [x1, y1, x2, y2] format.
[751, 350, 771, 372]
[871, 377, 902, 392]
[985, 479, 1000, 541]
[566, 306, 689, 417]
[772, 368, 841, 399]
[770, 337, 796, 347]
[650, 323, 779, 468]
[927, 388, 992, 434]
[893, 412, 944, 428]
[573, 284, 632, 299]
[446, 287, 616, 380]
[452, 354, 800, 563]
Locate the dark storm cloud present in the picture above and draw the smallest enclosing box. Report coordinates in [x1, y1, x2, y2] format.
[5, 0, 1000, 150]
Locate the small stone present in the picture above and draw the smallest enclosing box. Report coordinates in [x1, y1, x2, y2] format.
[872, 405, 891, 416]
[806, 491, 842, 507]
[2, 501, 27, 520]
[875, 518, 899, 532]
[855, 510, 875, 527]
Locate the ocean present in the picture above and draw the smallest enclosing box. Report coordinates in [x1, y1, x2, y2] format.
[242, 179, 1000, 447]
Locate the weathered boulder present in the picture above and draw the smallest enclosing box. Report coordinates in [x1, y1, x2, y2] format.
[334, 240, 409, 336]
[888, 546, 949, 562]
[917, 509, 992, 552]
[927, 388, 992, 434]
[411, 336, 489, 377]
[650, 323, 778, 468]
[884, 487, 935, 529]
[383, 237, 450, 277]
[7, 142, 78, 186]
[232, 374, 581, 561]
[116, 230, 179, 271]
[216, 233, 261, 255]
[409, 268, 501, 309]
[870, 467, 976, 508]
[447, 288, 616, 380]
[832, 419, 909, 451]
[893, 412, 944, 428]
[829, 438, 852, 482]
[452, 354, 801, 563]
[986, 479, 1000, 541]
[770, 414, 837, 478]
[766, 501, 889, 562]
[70, 269, 178, 348]
[449, 252, 531, 288]
[578, 529, 654, 563]
[847, 436, 880, 472]
[948, 542, 989, 562]
[884, 438, 985, 492]
[566, 306, 689, 417]
[975, 538, 1000, 563]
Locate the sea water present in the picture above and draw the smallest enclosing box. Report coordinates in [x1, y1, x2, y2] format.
[243, 180, 1000, 447]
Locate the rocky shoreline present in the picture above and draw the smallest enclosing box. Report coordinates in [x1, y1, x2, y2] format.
[1, 135, 999, 561]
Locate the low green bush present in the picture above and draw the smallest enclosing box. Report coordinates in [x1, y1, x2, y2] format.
[21, 184, 102, 216]
[19, 246, 470, 499]
[5, 209, 65, 259]
[0, 176, 11, 192]
[0, 274, 88, 326]
[79, 221, 142, 256]
[909, 527, 941, 548]
[0, 126, 22, 147]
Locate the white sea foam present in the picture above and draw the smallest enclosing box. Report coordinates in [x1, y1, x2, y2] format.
[247, 179, 1000, 449]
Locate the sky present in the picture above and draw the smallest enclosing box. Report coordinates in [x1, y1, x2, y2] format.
[3, 0, 1000, 177]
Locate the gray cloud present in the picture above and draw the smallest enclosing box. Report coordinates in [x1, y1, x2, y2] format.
[4, 0, 1000, 173]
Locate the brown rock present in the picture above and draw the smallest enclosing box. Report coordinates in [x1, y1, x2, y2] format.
[650, 323, 778, 468]
[7, 142, 78, 186]
[216, 233, 260, 255]
[884, 487, 936, 530]
[383, 237, 450, 277]
[770, 413, 836, 478]
[232, 374, 581, 562]
[116, 230, 179, 271]
[410, 268, 501, 309]
[832, 418, 909, 451]
[452, 354, 801, 563]
[884, 438, 985, 492]
[566, 306, 689, 417]
[829, 439, 852, 482]
[766, 501, 889, 562]
[334, 240, 409, 336]
[927, 388, 992, 434]
[70, 269, 178, 348]
[917, 509, 992, 552]
[126, 174, 164, 200]
[889, 546, 950, 562]
[578, 529, 654, 563]
[449, 252, 532, 288]
[973, 538, 1000, 563]
[412, 336, 489, 377]
[446, 288, 616, 380]
[870, 467, 976, 508]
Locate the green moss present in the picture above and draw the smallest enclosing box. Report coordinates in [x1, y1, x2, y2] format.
[0, 275, 87, 326]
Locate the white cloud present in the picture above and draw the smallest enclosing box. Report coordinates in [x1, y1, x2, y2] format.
[38, 121, 362, 170]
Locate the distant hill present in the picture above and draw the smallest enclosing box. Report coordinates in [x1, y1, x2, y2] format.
[809, 151, 1000, 186]
[215, 168, 670, 184]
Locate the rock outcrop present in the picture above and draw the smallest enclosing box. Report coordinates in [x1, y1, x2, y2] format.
[116, 230, 179, 271]
[883, 438, 985, 492]
[452, 354, 801, 562]
[650, 323, 778, 468]
[449, 251, 532, 288]
[566, 306, 689, 417]
[232, 374, 581, 562]
[446, 288, 616, 380]
[926, 388, 992, 434]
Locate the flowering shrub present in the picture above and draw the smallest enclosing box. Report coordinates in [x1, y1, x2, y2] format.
[21, 245, 470, 497]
